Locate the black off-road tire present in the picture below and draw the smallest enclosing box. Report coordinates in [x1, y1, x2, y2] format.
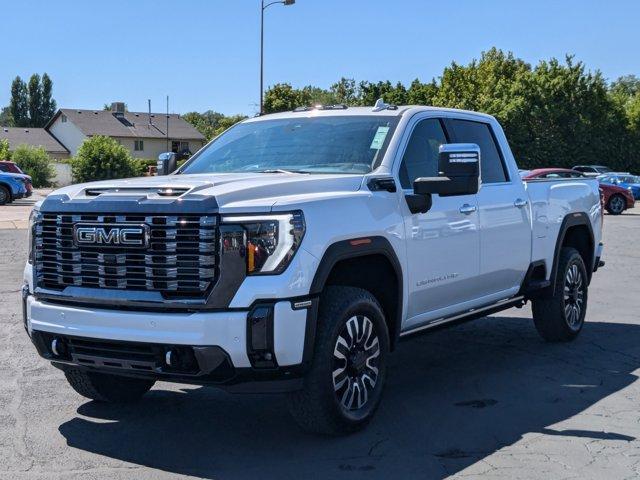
[0, 185, 10, 205]
[64, 368, 155, 403]
[606, 194, 626, 215]
[532, 247, 588, 342]
[287, 286, 390, 435]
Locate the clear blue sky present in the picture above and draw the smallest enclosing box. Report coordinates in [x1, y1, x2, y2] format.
[2, 0, 638, 116]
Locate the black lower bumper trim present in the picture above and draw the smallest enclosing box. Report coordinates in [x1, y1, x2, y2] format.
[32, 331, 304, 393]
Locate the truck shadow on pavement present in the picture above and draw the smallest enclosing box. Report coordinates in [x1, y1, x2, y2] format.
[58, 316, 640, 479]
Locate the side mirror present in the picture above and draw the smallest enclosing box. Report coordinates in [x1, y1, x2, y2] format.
[157, 152, 178, 176]
[413, 143, 480, 196]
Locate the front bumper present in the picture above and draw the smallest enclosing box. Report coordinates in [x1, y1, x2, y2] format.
[25, 295, 314, 392]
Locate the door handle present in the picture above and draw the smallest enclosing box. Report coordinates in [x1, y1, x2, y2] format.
[514, 198, 528, 208]
[459, 204, 477, 215]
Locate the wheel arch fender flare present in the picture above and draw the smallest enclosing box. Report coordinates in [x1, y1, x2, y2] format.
[549, 212, 595, 293]
[309, 236, 404, 344]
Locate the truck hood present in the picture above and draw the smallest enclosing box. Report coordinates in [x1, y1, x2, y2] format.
[40, 173, 365, 214]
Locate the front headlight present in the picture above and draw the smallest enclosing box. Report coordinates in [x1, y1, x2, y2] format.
[27, 203, 42, 265]
[221, 211, 305, 275]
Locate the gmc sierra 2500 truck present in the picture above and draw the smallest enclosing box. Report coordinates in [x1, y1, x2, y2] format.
[23, 101, 603, 434]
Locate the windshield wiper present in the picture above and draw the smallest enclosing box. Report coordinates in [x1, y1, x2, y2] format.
[257, 169, 308, 174]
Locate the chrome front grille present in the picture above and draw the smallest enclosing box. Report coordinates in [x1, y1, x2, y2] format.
[35, 213, 218, 299]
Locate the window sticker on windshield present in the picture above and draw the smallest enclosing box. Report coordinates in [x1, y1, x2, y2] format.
[370, 126, 390, 150]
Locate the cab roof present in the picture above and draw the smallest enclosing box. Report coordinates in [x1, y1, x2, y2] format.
[244, 105, 496, 123]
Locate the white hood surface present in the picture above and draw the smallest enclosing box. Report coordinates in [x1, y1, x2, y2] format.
[46, 173, 366, 213]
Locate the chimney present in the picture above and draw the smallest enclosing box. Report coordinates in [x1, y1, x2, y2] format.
[110, 102, 126, 116]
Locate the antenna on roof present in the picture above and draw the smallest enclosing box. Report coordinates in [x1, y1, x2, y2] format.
[148, 99, 152, 126]
[166, 95, 169, 151]
[372, 97, 397, 112]
[372, 98, 388, 112]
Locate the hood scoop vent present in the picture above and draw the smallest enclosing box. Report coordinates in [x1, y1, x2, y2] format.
[84, 186, 190, 198]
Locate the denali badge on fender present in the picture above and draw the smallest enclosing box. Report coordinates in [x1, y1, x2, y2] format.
[73, 224, 149, 248]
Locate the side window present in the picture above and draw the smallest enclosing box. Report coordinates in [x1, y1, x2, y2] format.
[398, 119, 447, 189]
[448, 119, 508, 183]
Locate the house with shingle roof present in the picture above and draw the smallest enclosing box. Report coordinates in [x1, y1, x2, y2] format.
[0, 127, 69, 160]
[45, 102, 206, 159]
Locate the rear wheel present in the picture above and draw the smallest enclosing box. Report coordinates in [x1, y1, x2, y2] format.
[606, 194, 626, 215]
[0, 186, 10, 205]
[287, 286, 389, 435]
[64, 368, 155, 403]
[532, 247, 588, 342]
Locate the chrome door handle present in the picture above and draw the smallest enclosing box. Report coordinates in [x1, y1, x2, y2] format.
[514, 198, 528, 208]
[459, 204, 477, 215]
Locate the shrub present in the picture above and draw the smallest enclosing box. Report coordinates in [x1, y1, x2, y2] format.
[133, 158, 157, 177]
[72, 136, 138, 183]
[0, 139, 10, 160]
[11, 144, 56, 187]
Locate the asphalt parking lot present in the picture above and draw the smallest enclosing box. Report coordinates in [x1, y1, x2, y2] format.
[1, 200, 640, 479]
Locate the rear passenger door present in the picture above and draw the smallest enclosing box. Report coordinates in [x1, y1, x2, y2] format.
[446, 118, 530, 300]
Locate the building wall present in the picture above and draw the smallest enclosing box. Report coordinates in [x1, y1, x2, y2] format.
[52, 161, 73, 187]
[48, 117, 87, 157]
[114, 137, 205, 159]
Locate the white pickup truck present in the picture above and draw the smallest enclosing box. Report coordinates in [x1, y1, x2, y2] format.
[23, 102, 603, 434]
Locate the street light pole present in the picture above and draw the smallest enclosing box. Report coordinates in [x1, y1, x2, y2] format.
[260, 0, 295, 115]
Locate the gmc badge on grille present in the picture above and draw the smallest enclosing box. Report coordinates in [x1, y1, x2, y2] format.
[73, 224, 149, 248]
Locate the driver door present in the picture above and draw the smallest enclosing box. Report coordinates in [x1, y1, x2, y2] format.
[398, 116, 481, 332]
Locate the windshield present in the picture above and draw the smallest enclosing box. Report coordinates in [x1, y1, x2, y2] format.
[179, 115, 400, 175]
[618, 175, 639, 183]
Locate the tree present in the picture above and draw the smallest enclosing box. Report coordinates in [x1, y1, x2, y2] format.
[182, 111, 246, 140]
[8, 73, 57, 127]
[263, 83, 312, 113]
[0, 139, 10, 160]
[40, 73, 57, 124]
[10, 76, 29, 127]
[28, 74, 43, 127]
[407, 79, 439, 105]
[0, 106, 13, 127]
[10, 144, 56, 187]
[330, 78, 358, 104]
[72, 136, 138, 183]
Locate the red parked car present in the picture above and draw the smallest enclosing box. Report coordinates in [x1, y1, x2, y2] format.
[0, 161, 32, 197]
[521, 168, 634, 215]
[599, 182, 635, 215]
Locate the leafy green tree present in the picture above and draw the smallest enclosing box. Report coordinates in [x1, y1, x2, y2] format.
[11, 144, 56, 187]
[330, 78, 358, 104]
[264, 83, 312, 113]
[27, 74, 43, 127]
[0, 139, 10, 160]
[183, 111, 246, 140]
[8, 73, 57, 127]
[72, 136, 137, 183]
[10, 77, 29, 127]
[0, 106, 14, 126]
[358, 80, 408, 106]
[40, 73, 57, 124]
[407, 79, 439, 105]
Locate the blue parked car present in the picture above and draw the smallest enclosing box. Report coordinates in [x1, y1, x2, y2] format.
[0, 172, 28, 205]
[598, 174, 640, 201]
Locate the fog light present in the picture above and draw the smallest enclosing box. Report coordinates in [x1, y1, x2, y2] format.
[247, 306, 276, 368]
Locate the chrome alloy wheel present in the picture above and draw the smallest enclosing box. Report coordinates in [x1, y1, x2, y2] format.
[563, 263, 584, 329]
[332, 315, 380, 411]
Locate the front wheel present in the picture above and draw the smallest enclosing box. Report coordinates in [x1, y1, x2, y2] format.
[606, 194, 626, 215]
[0, 186, 9, 205]
[287, 286, 389, 435]
[532, 247, 588, 342]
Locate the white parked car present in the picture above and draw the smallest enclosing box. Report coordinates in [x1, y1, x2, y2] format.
[23, 102, 604, 434]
